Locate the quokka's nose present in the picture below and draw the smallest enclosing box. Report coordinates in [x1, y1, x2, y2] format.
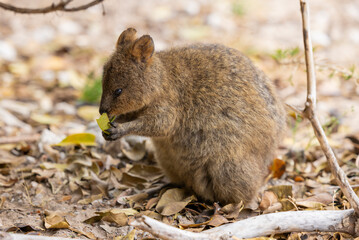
[99, 107, 106, 115]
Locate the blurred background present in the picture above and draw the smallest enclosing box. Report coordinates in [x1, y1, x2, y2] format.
[0, 0, 359, 144]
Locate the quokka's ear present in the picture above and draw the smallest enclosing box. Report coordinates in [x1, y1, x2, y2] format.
[116, 28, 137, 48]
[130, 35, 154, 63]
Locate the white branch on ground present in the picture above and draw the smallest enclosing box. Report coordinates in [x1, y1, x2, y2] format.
[129, 210, 356, 239]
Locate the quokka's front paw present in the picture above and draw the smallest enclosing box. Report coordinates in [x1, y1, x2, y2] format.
[102, 126, 122, 141]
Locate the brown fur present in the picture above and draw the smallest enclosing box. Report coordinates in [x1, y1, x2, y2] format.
[99, 28, 286, 205]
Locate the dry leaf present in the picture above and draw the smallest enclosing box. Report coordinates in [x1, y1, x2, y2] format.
[146, 196, 159, 210]
[259, 191, 278, 211]
[42, 56, 67, 71]
[5, 224, 44, 232]
[267, 185, 295, 211]
[294, 175, 305, 182]
[126, 192, 149, 204]
[78, 193, 103, 204]
[48, 172, 67, 194]
[69, 226, 96, 239]
[103, 212, 128, 226]
[221, 202, 244, 219]
[304, 192, 334, 205]
[40, 162, 68, 171]
[127, 164, 163, 181]
[44, 213, 70, 229]
[120, 172, 147, 190]
[0, 196, 6, 208]
[54, 133, 96, 146]
[84, 208, 138, 226]
[30, 113, 61, 125]
[141, 210, 162, 220]
[116, 229, 136, 240]
[207, 214, 229, 227]
[156, 188, 194, 216]
[121, 136, 147, 161]
[180, 218, 211, 228]
[78, 105, 100, 121]
[267, 185, 293, 199]
[269, 158, 286, 179]
[0, 174, 17, 187]
[263, 202, 283, 214]
[296, 200, 324, 209]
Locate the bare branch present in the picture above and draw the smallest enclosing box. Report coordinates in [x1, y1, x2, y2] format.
[0, 0, 105, 14]
[300, 0, 316, 115]
[61, 0, 104, 12]
[299, 0, 359, 215]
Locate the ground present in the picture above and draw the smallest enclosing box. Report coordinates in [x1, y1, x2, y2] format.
[0, 0, 359, 239]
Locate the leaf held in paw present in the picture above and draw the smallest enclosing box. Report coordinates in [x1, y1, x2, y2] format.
[96, 113, 115, 134]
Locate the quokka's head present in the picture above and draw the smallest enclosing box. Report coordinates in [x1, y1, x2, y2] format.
[99, 28, 160, 119]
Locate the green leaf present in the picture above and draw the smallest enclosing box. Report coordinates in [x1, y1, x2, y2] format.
[96, 113, 115, 134]
[54, 133, 96, 146]
[96, 113, 110, 133]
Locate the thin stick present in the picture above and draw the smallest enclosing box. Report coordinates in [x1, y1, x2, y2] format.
[0, 134, 40, 144]
[0, 232, 83, 240]
[0, 0, 104, 14]
[299, 0, 359, 215]
[301, 0, 316, 114]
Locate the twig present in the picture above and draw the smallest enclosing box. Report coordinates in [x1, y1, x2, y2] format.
[300, 1, 316, 114]
[0, 232, 83, 240]
[279, 59, 356, 80]
[0, 134, 40, 144]
[130, 209, 357, 239]
[299, 0, 359, 215]
[278, 59, 359, 83]
[0, 0, 104, 14]
[285, 103, 303, 117]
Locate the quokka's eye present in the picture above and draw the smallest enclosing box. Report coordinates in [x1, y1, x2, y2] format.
[114, 88, 122, 97]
